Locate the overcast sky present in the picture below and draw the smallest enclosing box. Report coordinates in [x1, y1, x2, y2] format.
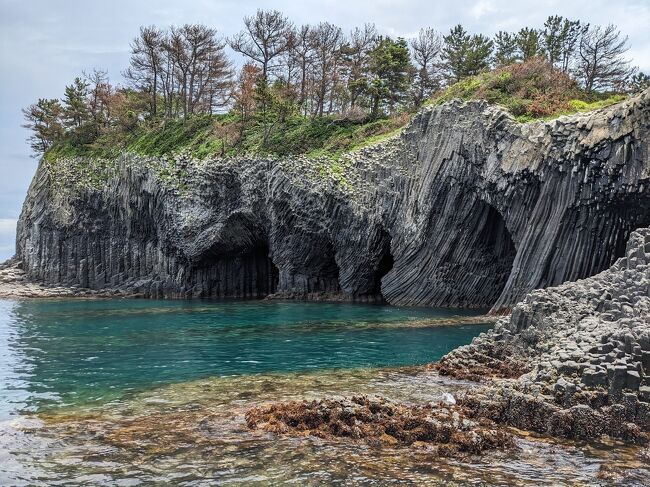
[1, 0, 649, 261]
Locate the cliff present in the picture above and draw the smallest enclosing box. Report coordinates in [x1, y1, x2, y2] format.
[15, 89, 650, 313]
[436, 226, 650, 444]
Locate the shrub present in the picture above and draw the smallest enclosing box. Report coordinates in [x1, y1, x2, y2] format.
[429, 57, 625, 121]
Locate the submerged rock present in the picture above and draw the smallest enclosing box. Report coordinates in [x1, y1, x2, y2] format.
[245, 395, 514, 456]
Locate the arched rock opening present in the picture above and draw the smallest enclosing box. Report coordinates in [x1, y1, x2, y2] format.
[460, 201, 517, 307]
[185, 213, 280, 299]
[422, 199, 517, 309]
[188, 242, 279, 299]
[538, 194, 650, 289]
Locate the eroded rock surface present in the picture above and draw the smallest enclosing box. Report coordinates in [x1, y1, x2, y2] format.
[14, 89, 650, 312]
[439, 227, 650, 444]
[245, 395, 514, 456]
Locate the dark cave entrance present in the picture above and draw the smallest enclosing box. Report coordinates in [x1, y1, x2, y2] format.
[193, 241, 280, 299]
[548, 195, 650, 286]
[368, 231, 394, 302]
[247, 242, 280, 297]
[477, 205, 517, 266]
[305, 240, 342, 295]
[448, 200, 517, 308]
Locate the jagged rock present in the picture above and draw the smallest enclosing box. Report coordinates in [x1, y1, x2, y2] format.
[12, 89, 650, 311]
[436, 225, 650, 444]
[245, 395, 514, 456]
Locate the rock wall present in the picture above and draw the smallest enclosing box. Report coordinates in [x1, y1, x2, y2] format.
[437, 225, 650, 443]
[15, 89, 650, 312]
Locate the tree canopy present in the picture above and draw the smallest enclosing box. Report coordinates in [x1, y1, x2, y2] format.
[23, 11, 646, 157]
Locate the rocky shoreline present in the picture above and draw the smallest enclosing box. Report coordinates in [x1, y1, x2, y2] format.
[246, 395, 514, 456]
[244, 226, 650, 451]
[6, 90, 650, 458]
[0, 258, 125, 299]
[436, 226, 650, 445]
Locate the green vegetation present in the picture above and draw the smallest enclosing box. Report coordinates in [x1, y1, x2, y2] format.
[43, 55, 633, 165]
[25, 11, 648, 165]
[429, 58, 628, 122]
[44, 111, 410, 163]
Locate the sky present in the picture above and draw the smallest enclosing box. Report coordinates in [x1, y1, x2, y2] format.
[1, 0, 649, 261]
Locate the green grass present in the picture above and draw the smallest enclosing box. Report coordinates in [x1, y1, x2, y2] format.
[44, 112, 410, 164]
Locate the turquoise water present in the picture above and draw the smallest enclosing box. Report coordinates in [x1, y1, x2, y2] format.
[0, 298, 488, 418]
[2, 298, 648, 486]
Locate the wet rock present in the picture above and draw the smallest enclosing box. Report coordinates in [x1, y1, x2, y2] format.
[245, 395, 514, 456]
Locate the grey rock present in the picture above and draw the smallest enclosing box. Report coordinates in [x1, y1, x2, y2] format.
[12, 89, 650, 311]
[626, 370, 641, 391]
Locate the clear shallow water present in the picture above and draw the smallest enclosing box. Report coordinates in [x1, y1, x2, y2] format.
[0, 298, 487, 417]
[0, 298, 648, 486]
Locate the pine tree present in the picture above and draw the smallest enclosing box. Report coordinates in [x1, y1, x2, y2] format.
[543, 16, 584, 72]
[443, 25, 493, 82]
[62, 77, 90, 128]
[629, 71, 650, 92]
[494, 31, 518, 66]
[516, 28, 543, 60]
[22, 98, 65, 154]
[368, 37, 412, 118]
[410, 28, 443, 106]
[576, 24, 633, 92]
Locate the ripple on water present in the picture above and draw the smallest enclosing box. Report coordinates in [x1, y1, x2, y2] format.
[1, 299, 648, 485]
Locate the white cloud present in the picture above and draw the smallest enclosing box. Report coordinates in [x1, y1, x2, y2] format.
[470, 0, 496, 20]
[0, 219, 18, 236]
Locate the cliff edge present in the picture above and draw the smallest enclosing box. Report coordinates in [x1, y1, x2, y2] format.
[14, 89, 650, 313]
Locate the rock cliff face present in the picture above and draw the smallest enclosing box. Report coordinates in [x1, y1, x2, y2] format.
[15, 89, 650, 312]
[436, 226, 650, 443]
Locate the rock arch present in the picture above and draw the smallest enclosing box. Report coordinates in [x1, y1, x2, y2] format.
[186, 213, 279, 298]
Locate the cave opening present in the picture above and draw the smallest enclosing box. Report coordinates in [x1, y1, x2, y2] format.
[477, 205, 517, 266]
[248, 242, 280, 297]
[550, 194, 650, 286]
[439, 200, 517, 309]
[192, 241, 279, 299]
[471, 203, 517, 305]
[369, 232, 395, 302]
[304, 240, 342, 295]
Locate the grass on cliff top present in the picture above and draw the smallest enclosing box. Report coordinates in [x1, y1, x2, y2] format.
[45, 59, 629, 164]
[428, 57, 627, 122]
[45, 111, 409, 164]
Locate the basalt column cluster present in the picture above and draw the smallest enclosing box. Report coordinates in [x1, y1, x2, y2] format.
[15, 89, 650, 312]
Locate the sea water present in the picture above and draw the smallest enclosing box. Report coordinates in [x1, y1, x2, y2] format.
[0, 298, 647, 485]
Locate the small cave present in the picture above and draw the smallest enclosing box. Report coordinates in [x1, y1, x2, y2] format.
[546, 194, 650, 286]
[190, 240, 279, 299]
[470, 203, 517, 305]
[302, 239, 342, 295]
[369, 233, 395, 302]
[432, 200, 517, 309]
[477, 205, 517, 266]
[610, 195, 650, 261]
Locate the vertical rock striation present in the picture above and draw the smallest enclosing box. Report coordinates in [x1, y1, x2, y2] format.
[436, 226, 650, 444]
[15, 89, 650, 312]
